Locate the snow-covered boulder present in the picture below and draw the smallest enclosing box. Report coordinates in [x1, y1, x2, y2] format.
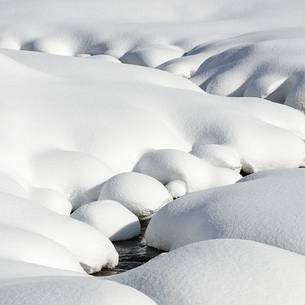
[98, 172, 172, 218]
[0, 192, 118, 273]
[112, 239, 305, 305]
[146, 168, 305, 253]
[134, 149, 241, 192]
[71, 200, 141, 241]
[0, 278, 157, 305]
[0, 224, 83, 272]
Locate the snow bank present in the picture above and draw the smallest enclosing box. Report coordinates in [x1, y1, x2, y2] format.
[0, 192, 118, 273]
[98, 172, 172, 218]
[134, 149, 241, 192]
[146, 168, 305, 253]
[71, 200, 141, 241]
[0, 277, 157, 305]
[112, 239, 305, 305]
[0, 224, 83, 272]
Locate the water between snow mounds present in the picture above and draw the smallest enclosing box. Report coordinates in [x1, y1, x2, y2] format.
[94, 220, 163, 276]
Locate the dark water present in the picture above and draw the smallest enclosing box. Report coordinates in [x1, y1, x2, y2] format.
[94, 220, 163, 276]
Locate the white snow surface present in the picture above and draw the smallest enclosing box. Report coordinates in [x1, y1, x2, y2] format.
[0, 192, 118, 273]
[99, 172, 172, 218]
[71, 200, 141, 241]
[0, 224, 83, 272]
[112, 239, 305, 305]
[0, 277, 157, 305]
[145, 168, 305, 253]
[1, 0, 305, 109]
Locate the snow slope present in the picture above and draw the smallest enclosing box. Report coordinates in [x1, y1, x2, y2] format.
[112, 239, 305, 305]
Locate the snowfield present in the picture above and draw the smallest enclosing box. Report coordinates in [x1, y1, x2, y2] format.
[0, 0, 305, 304]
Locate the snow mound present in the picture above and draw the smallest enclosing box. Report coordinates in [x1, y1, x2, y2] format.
[146, 168, 305, 253]
[71, 200, 141, 241]
[112, 239, 305, 305]
[99, 172, 172, 218]
[0, 224, 83, 272]
[0, 277, 157, 305]
[134, 149, 242, 192]
[0, 192, 118, 273]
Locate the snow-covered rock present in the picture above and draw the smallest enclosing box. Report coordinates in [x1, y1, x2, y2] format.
[134, 149, 242, 192]
[0, 278, 157, 305]
[146, 168, 305, 253]
[99, 172, 172, 218]
[112, 239, 305, 305]
[0, 192, 118, 273]
[0, 224, 83, 272]
[71, 200, 141, 241]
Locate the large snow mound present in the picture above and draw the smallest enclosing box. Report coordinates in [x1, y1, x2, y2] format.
[112, 239, 305, 305]
[146, 168, 305, 252]
[0, 277, 157, 305]
[71, 200, 141, 241]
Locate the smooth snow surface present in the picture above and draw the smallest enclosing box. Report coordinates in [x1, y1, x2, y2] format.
[71, 200, 141, 241]
[0, 277, 157, 305]
[0, 224, 83, 272]
[112, 239, 305, 305]
[99, 172, 172, 218]
[1, 0, 305, 109]
[146, 169, 305, 252]
[0, 192, 118, 273]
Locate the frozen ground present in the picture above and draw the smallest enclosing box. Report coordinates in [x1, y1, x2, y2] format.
[0, 0, 305, 304]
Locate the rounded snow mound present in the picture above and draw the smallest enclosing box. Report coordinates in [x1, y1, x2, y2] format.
[112, 239, 305, 305]
[71, 200, 141, 241]
[99, 172, 173, 219]
[145, 168, 305, 253]
[0, 277, 157, 305]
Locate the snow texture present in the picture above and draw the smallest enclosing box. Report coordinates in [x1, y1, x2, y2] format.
[71, 200, 141, 241]
[146, 168, 305, 253]
[112, 239, 305, 305]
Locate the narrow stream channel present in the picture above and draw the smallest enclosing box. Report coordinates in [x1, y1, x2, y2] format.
[94, 220, 163, 276]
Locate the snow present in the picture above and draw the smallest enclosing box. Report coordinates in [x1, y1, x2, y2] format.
[98, 172, 173, 218]
[0, 192, 118, 273]
[0, 277, 157, 305]
[71, 200, 141, 241]
[112, 239, 305, 305]
[134, 149, 242, 192]
[145, 168, 305, 253]
[29, 188, 72, 215]
[0, 0, 305, 303]
[0, 224, 83, 272]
